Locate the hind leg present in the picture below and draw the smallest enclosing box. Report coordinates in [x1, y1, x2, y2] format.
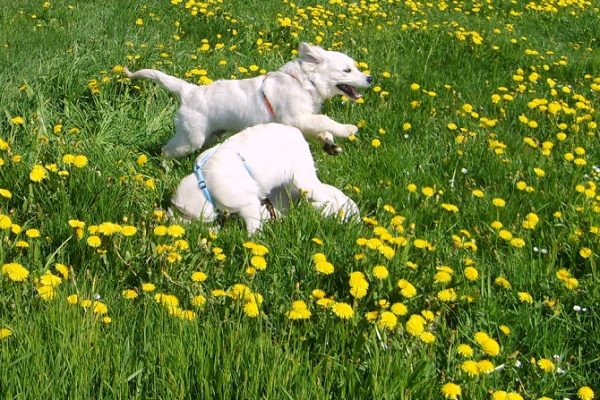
[162, 107, 210, 158]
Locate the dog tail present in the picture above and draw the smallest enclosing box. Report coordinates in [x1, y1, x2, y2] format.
[124, 67, 192, 99]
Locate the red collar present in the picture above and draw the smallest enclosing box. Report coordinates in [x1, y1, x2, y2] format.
[262, 91, 276, 120]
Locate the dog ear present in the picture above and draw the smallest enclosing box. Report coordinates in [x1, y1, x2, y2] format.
[298, 42, 324, 64]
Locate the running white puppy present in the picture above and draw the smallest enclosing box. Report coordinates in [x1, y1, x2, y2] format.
[125, 42, 371, 157]
[170, 123, 359, 234]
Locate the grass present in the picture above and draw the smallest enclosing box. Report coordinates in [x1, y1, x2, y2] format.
[1, 0, 599, 399]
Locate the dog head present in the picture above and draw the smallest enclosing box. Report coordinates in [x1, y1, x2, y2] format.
[171, 173, 219, 223]
[298, 42, 372, 101]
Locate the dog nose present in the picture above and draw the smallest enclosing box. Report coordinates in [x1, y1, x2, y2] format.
[366, 75, 373, 85]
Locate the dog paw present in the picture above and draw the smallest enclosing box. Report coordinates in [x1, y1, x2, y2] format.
[340, 124, 358, 137]
[323, 141, 343, 156]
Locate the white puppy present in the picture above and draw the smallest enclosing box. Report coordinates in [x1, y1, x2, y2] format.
[125, 42, 372, 157]
[171, 123, 359, 234]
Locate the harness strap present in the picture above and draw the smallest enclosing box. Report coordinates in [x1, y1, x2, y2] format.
[193, 145, 221, 208]
[193, 148, 276, 220]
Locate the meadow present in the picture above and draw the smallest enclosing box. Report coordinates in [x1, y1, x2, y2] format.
[1, 0, 599, 398]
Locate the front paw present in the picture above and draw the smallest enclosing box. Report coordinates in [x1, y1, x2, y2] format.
[323, 141, 342, 156]
[339, 124, 358, 137]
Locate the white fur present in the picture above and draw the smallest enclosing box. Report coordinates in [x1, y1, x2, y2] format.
[125, 43, 371, 158]
[171, 123, 359, 234]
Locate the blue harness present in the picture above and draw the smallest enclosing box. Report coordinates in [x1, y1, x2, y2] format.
[192, 145, 257, 210]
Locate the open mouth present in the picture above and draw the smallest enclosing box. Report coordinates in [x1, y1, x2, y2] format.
[336, 84, 362, 100]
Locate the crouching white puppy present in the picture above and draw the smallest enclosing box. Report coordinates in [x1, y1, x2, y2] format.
[125, 42, 372, 158]
[170, 123, 359, 234]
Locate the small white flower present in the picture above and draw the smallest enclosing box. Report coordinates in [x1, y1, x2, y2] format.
[403, 134, 410, 139]
[94, 293, 102, 300]
[533, 246, 539, 252]
[553, 354, 561, 361]
[461, 168, 468, 174]
[557, 367, 566, 374]
[541, 248, 548, 254]
[573, 305, 582, 312]
[515, 360, 522, 368]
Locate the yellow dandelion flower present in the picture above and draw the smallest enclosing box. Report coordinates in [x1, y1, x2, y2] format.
[122, 289, 138, 299]
[243, 302, 260, 318]
[492, 198, 506, 207]
[472, 189, 484, 198]
[537, 358, 555, 372]
[250, 255, 267, 270]
[25, 228, 41, 238]
[457, 343, 474, 357]
[167, 224, 185, 238]
[518, 292, 533, 303]
[73, 155, 88, 168]
[142, 282, 156, 292]
[40, 272, 62, 287]
[434, 270, 453, 284]
[29, 164, 48, 182]
[66, 294, 78, 304]
[332, 302, 354, 319]
[461, 360, 479, 376]
[315, 260, 334, 275]
[0, 215, 12, 230]
[463, 267, 479, 281]
[441, 203, 459, 213]
[405, 314, 426, 336]
[191, 271, 208, 282]
[2, 262, 30, 282]
[136, 154, 148, 166]
[312, 252, 327, 263]
[397, 279, 417, 298]
[477, 359, 495, 373]
[0, 188, 12, 199]
[316, 298, 334, 308]
[37, 285, 55, 301]
[495, 276, 512, 289]
[510, 237, 526, 248]
[86, 235, 101, 248]
[577, 386, 595, 400]
[68, 219, 85, 229]
[580, 247, 592, 258]
[121, 225, 137, 236]
[390, 303, 408, 316]
[499, 325, 511, 335]
[437, 288, 457, 302]
[54, 263, 69, 279]
[153, 225, 167, 236]
[288, 300, 311, 320]
[378, 245, 395, 259]
[93, 301, 108, 315]
[419, 331, 436, 343]
[421, 186, 435, 197]
[441, 382, 461, 399]
[376, 311, 398, 330]
[192, 295, 207, 307]
[480, 338, 501, 356]
[372, 265, 389, 280]
[0, 327, 12, 340]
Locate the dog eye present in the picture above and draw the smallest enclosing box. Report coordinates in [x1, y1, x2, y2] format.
[343, 68, 352, 73]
